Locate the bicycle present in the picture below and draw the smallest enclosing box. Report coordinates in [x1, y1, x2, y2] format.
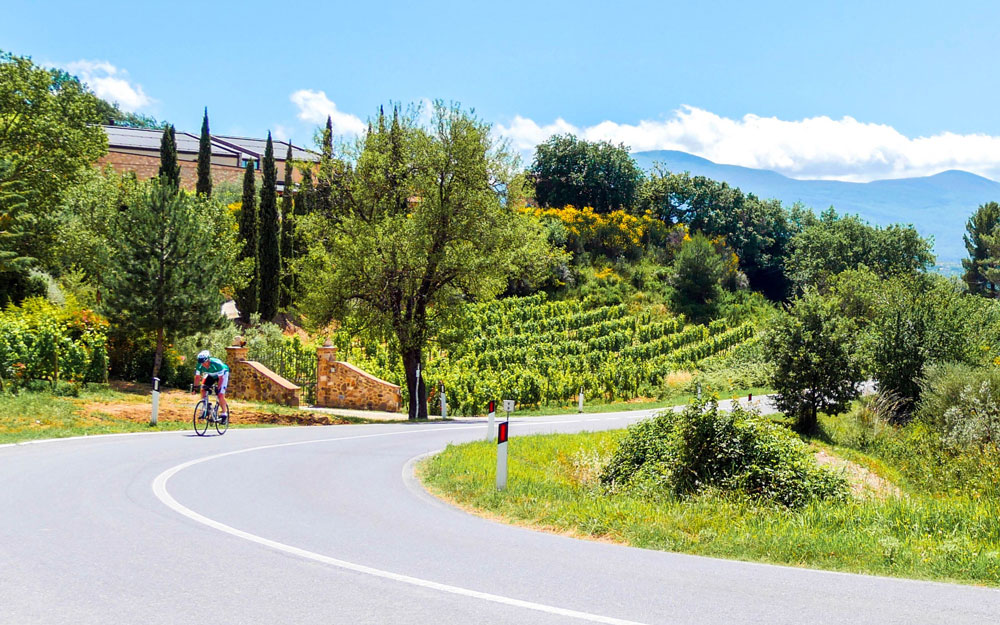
[193, 383, 229, 436]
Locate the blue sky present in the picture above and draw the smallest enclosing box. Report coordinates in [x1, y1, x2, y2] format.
[5, 0, 1000, 181]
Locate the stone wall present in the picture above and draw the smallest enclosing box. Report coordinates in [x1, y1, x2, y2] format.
[225, 343, 301, 407]
[316, 344, 402, 412]
[97, 151, 248, 191]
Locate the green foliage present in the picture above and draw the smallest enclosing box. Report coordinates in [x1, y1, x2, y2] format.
[257, 133, 280, 321]
[600, 398, 849, 507]
[280, 143, 294, 309]
[669, 232, 725, 322]
[918, 363, 1000, 452]
[236, 160, 258, 318]
[786, 208, 934, 292]
[0, 297, 108, 390]
[196, 108, 212, 197]
[102, 181, 237, 378]
[530, 134, 643, 213]
[767, 288, 863, 432]
[0, 52, 107, 271]
[158, 124, 180, 188]
[962, 201, 1000, 295]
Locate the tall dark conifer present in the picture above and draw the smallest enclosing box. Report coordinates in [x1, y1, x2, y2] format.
[315, 116, 333, 215]
[158, 124, 181, 188]
[196, 108, 213, 197]
[257, 133, 280, 321]
[235, 160, 258, 319]
[279, 142, 295, 309]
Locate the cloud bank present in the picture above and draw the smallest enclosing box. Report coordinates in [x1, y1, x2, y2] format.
[62, 60, 153, 112]
[496, 106, 1000, 183]
[290, 89, 366, 136]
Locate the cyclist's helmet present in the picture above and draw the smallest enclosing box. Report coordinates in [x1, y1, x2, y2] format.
[196, 350, 211, 364]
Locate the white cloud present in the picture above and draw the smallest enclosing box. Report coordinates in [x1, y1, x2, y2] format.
[272, 124, 292, 142]
[62, 60, 153, 112]
[289, 89, 366, 136]
[496, 106, 1000, 182]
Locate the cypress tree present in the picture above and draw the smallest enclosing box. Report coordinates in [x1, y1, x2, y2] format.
[235, 160, 258, 319]
[315, 116, 333, 215]
[279, 142, 295, 309]
[196, 108, 213, 197]
[257, 132, 280, 321]
[158, 124, 181, 188]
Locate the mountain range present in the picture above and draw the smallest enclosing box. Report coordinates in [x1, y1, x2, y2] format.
[631, 150, 1000, 267]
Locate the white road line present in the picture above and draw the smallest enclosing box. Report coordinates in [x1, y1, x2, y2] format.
[152, 426, 650, 625]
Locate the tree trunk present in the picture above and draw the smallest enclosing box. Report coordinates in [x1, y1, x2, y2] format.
[402, 348, 428, 420]
[152, 327, 164, 380]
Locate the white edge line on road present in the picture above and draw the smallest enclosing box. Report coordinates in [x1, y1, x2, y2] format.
[151, 424, 650, 625]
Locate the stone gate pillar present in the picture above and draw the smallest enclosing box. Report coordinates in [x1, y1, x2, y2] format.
[225, 337, 248, 399]
[316, 340, 338, 407]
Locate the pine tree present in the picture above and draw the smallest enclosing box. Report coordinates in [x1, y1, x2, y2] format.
[235, 160, 258, 319]
[257, 132, 280, 321]
[279, 142, 295, 309]
[158, 124, 181, 188]
[103, 181, 226, 378]
[962, 201, 1000, 296]
[315, 116, 333, 215]
[196, 108, 213, 197]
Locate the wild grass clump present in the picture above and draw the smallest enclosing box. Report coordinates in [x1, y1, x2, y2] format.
[600, 399, 848, 507]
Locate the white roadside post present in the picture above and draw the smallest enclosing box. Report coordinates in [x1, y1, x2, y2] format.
[440, 381, 447, 419]
[150, 377, 160, 426]
[497, 399, 514, 491]
[578, 387, 584, 413]
[486, 400, 496, 441]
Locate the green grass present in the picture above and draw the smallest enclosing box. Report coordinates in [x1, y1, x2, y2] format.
[420, 429, 1000, 586]
[502, 386, 771, 417]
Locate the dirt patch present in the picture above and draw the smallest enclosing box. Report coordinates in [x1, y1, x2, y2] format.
[80, 389, 350, 426]
[811, 447, 902, 500]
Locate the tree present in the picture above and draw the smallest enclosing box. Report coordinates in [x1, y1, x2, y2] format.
[196, 108, 212, 197]
[102, 181, 233, 378]
[0, 51, 107, 270]
[669, 232, 725, 321]
[279, 143, 295, 309]
[768, 288, 863, 433]
[314, 116, 334, 215]
[158, 124, 181, 188]
[786, 208, 933, 292]
[962, 201, 1000, 295]
[235, 160, 258, 318]
[530, 134, 642, 212]
[257, 133, 280, 321]
[0, 159, 42, 306]
[303, 103, 532, 419]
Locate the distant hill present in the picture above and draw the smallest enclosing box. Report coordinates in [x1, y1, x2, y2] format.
[632, 150, 1000, 266]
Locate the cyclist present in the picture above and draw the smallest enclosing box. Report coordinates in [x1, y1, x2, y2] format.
[194, 350, 230, 421]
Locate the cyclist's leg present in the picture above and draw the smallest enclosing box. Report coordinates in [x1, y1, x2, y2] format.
[217, 371, 230, 416]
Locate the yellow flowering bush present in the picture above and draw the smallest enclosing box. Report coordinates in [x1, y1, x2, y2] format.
[521, 205, 670, 259]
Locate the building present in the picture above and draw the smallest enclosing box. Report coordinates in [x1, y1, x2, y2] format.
[96, 125, 320, 193]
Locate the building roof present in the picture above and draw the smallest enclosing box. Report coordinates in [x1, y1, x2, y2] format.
[101, 126, 320, 162]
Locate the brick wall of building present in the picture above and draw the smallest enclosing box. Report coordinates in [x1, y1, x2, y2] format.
[97, 150, 309, 192]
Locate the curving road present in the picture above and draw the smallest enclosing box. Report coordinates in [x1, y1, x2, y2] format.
[1, 406, 998, 624]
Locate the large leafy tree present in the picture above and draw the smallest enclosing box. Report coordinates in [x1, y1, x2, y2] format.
[103, 181, 237, 378]
[669, 232, 725, 322]
[196, 108, 212, 197]
[530, 134, 642, 212]
[768, 288, 863, 433]
[962, 201, 1000, 296]
[257, 133, 280, 321]
[303, 103, 530, 419]
[0, 51, 107, 270]
[236, 160, 258, 318]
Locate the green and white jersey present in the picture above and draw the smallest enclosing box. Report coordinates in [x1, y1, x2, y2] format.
[195, 357, 229, 376]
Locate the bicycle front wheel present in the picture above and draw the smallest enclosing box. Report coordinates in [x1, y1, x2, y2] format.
[193, 400, 210, 436]
[214, 405, 229, 435]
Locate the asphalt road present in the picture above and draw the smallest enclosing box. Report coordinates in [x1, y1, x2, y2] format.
[2, 402, 998, 624]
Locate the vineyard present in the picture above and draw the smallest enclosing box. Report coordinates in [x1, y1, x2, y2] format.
[340, 293, 758, 416]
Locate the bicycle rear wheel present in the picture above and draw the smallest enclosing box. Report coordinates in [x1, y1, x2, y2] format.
[214, 404, 229, 435]
[193, 399, 210, 436]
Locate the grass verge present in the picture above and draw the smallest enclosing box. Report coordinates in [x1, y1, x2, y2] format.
[420, 429, 1000, 586]
[504, 386, 771, 417]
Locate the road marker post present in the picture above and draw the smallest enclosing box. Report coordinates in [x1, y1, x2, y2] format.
[486, 400, 496, 441]
[150, 377, 160, 426]
[440, 381, 447, 419]
[497, 400, 513, 491]
[578, 387, 584, 413]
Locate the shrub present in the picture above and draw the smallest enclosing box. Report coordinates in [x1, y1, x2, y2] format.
[918, 362, 1000, 451]
[600, 398, 849, 507]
